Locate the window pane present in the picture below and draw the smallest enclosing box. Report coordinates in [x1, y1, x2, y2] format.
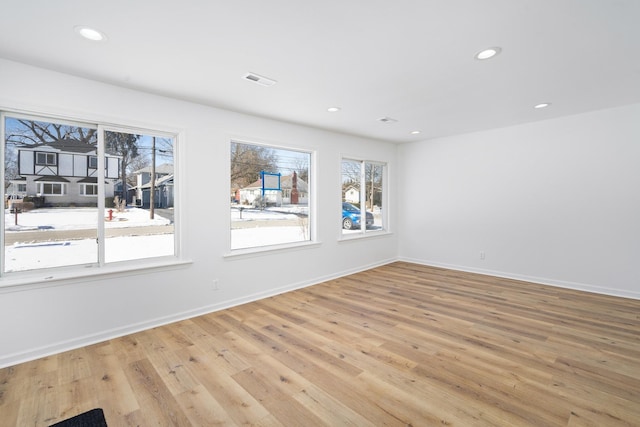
[80, 184, 98, 196]
[4, 115, 98, 272]
[341, 159, 364, 233]
[230, 141, 311, 250]
[104, 132, 175, 263]
[365, 162, 384, 231]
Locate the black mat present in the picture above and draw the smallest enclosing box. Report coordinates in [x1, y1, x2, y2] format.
[49, 408, 107, 427]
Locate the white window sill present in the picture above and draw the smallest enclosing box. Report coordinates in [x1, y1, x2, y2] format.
[0, 257, 193, 293]
[338, 229, 393, 242]
[224, 240, 322, 260]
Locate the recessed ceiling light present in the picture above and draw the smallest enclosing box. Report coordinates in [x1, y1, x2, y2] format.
[74, 26, 107, 41]
[411, 130, 421, 135]
[475, 47, 502, 60]
[534, 103, 551, 109]
[327, 107, 341, 112]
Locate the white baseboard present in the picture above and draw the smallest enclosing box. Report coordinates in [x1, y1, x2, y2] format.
[0, 257, 397, 369]
[398, 256, 640, 300]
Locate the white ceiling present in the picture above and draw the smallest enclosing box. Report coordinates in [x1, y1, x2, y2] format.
[1, 0, 639, 143]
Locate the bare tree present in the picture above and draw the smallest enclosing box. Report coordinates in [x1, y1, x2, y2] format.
[292, 156, 310, 183]
[105, 131, 140, 201]
[230, 142, 278, 191]
[341, 160, 383, 209]
[124, 155, 148, 196]
[365, 163, 383, 210]
[6, 118, 97, 147]
[341, 159, 361, 199]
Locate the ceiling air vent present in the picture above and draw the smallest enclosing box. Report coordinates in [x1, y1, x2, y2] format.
[377, 116, 398, 123]
[243, 72, 277, 87]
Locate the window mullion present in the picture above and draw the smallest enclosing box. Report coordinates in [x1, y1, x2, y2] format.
[360, 160, 366, 232]
[0, 112, 6, 273]
[97, 125, 106, 265]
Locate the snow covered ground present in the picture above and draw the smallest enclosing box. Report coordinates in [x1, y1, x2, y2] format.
[3, 205, 310, 271]
[230, 204, 308, 221]
[4, 234, 175, 272]
[230, 205, 309, 249]
[4, 207, 173, 272]
[3, 203, 374, 272]
[5, 206, 170, 232]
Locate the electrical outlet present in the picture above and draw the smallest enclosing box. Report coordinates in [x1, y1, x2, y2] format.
[479, 251, 486, 260]
[212, 279, 219, 290]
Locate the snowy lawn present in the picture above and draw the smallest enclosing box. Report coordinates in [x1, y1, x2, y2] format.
[230, 204, 308, 221]
[4, 207, 173, 272]
[230, 204, 309, 249]
[3, 205, 311, 271]
[5, 206, 170, 231]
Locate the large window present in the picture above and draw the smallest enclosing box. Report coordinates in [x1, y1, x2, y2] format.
[2, 113, 177, 275]
[230, 141, 311, 250]
[80, 183, 98, 196]
[37, 182, 66, 195]
[341, 158, 386, 235]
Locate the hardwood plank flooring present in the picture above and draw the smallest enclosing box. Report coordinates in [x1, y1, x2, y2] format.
[1, 262, 639, 426]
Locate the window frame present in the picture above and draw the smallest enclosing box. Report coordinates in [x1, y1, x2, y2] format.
[227, 138, 317, 256]
[37, 181, 66, 196]
[88, 155, 98, 169]
[0, 109, 187, 287]
[79, 183, 98, 196]
[36, 152, 57, 166]
[340, 156, 388, 239]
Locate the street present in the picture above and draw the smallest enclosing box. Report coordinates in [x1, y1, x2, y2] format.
[4, 225, 174, 246]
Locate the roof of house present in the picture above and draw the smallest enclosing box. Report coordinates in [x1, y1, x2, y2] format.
[43, 139, 95, 154]
[34, 175, 70, 182]
[77, 177, 99, 183]
[137, 174, 174, 190]
[134, 164, 174, 174]
[24, 139, 120, 156]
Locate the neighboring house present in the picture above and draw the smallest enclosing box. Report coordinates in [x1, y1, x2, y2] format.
[131, 163, 174, 209]
[10, 139, 121, 206]
[344, 186, 360, 204]
[239, 173, 308, 206]
[5, 177, 27, 198]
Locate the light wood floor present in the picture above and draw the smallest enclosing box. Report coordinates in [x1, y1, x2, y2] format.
[1, 262, 639, 426]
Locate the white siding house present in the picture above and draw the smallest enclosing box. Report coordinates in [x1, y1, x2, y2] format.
[344, 186, 360, 204]
[131, 164, 174, 208]
[239, 174, 309, 207]
[14, 139, 121, 206]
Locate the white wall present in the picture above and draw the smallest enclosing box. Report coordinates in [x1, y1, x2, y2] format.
[0, 59, 398, 367]
[398, 104, 640, 299]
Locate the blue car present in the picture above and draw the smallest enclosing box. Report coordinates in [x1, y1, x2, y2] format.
[342, 202, 374, 230]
